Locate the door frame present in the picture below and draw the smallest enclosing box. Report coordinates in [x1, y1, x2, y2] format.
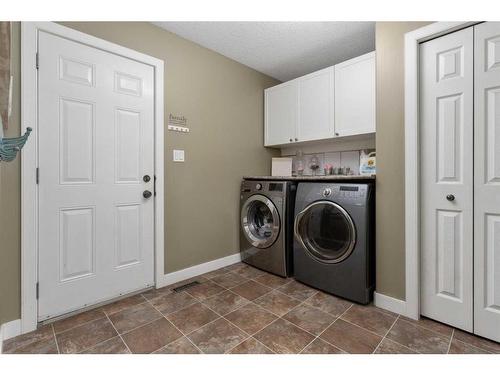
[21, 22, 165, 333]
[404, 21, 479, 320]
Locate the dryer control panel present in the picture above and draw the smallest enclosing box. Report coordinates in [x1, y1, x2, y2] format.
[328, 184, 368, 200]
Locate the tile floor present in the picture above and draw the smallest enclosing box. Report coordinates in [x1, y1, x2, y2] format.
[3, 262, 500, 354]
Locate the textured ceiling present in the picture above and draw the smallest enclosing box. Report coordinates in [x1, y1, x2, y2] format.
[152, 22, 375, 81]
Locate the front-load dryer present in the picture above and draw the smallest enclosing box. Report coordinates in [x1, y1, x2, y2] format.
[240, 179, 296, 277]
[293, 182, 375, 304]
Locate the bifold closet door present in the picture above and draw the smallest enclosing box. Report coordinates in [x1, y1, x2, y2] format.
[420, 27, 474, 332]
[474, 22, 500, 342]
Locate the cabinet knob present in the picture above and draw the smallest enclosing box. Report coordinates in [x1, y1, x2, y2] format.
[295, 138, 298, 141]
[446, 194, 455, 201]
[289, 138, 293, 142]
[335, 132, 339, 136]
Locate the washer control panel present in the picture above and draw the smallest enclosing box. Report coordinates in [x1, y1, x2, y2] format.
[240, 180, 286, 194]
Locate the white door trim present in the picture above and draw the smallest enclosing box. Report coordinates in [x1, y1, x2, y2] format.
[21, 21, 164, 334]
[404, 21, 479, 320]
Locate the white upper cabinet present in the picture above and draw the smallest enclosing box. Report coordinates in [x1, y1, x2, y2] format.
[264, 51, 375, 147]
[264, 80, 298, 146]
[297, 67, 334, 142]
[334, 52, 376, 137]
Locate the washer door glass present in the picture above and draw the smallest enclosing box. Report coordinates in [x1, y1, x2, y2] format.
[241, 194, 280, 249]
[294, 201, 356, 263]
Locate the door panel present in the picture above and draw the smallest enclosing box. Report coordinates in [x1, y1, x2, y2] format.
[38, 31, 155, 320]
[334, 52, 375, 137]
[59, 207, 95, 281]
[115, 108, 142, 183]
[59, 98, 95, 184]
[474, 21, 500, 342]
[264, 81, 298, 146]
[115, 204, 142, 269]
[436, 210, 463, 300]
[297, 67, 334, 142]
[420, 27, 474, 331]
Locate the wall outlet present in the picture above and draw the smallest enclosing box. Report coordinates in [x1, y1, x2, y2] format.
[173, 149, 185, 162]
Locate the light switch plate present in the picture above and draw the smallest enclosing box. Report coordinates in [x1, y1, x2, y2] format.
[173, 149, 185, 162]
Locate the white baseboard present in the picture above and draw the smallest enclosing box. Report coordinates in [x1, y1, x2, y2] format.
[0, 319, 22, 352]
[374, 292, 407, 316]
[156, 253, 242, 289]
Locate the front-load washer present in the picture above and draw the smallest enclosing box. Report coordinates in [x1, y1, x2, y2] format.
[240, 179, 296, 277]
[293, 182, 375, 304]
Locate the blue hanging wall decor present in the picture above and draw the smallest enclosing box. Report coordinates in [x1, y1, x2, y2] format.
[0, 126, 32, 162]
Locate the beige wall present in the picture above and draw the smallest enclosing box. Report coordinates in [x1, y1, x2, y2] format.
[375, 22, 431, 300]
[0, 22, 21, 325]
[0, 22, 279, 324]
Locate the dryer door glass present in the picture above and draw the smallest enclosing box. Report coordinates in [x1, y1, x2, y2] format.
[295, 201, 356, 263]
[241, 194, 280, 249]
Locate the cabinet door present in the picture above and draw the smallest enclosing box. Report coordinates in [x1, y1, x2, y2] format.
[334, 52, 375, 137]
[297, 67, 334, 142]
[474, 21, 500, 343]
[264, 81, 298, 146]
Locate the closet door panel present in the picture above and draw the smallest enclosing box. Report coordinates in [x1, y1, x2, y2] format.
[420, 27, 474, 332]
[474, 21, 500, 343]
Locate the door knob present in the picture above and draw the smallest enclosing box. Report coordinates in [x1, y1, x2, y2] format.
[143, 190, 152, 199]
[446, 194, 455, 201]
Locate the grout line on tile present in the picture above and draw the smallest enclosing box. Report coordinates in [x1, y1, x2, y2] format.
[105, 306, 166, 337]
[200, 293, 252, 317]
[382, 337, 421, 354]
[185, 294, 252, 352]
[145, 292, 205, 354]
[335, 317, 385, 340]
[102, 310, 132, 354]
[450, 337, 495, 354]
[184, 282, 228, 301]
[399, 315, 455, 339]
[446, 329, 455, 354]
[152, 335, 202, 354]
[81, 335, 130, 354]
[372, 315, 400, 353]
[51, 324, 60, 354]
[50, 309, 107, 335]
[297, 303, 352, 353]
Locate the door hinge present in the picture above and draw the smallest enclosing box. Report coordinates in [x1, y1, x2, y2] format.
[36, 282, 39, 300]
[36, 52, 39, 70]
[36, 167, 39, 184]
[154, 175, 157, 196]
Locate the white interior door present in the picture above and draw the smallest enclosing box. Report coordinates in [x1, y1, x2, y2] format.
[420, 27, 474, 332]
[474, 21, 500, 342]
[37, 31, 155, 320]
